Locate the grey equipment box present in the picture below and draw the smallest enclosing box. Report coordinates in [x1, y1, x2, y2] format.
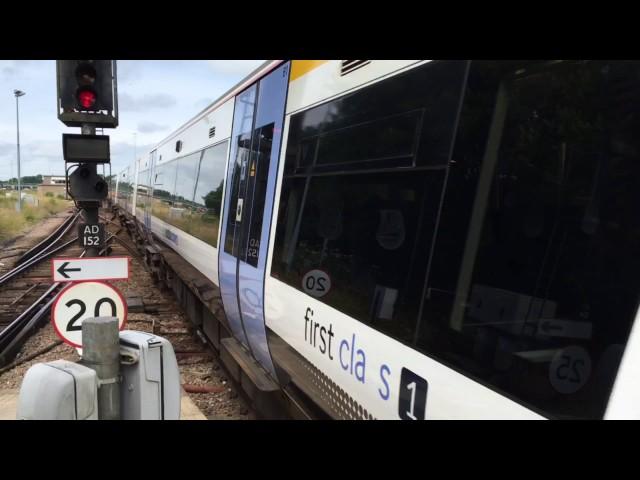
[16, 360, 98, 420]
[119, 330, 181, 419]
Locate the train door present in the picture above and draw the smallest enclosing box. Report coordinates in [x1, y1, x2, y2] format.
[219, 63, 289, 377]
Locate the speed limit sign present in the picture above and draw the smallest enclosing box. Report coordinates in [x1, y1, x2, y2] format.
[52, 281, 127, 348]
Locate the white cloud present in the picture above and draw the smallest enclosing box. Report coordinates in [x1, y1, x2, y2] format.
[119, 92, 176, 112]
[23, 141, 61, 159]
[0, 141, 14, 155]
[137, 121, 169, 134]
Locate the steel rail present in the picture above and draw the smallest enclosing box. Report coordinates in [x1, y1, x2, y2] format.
[0, 236, 79, 287]
[0, 250, 87, 366]
[17, 210, 80, 265]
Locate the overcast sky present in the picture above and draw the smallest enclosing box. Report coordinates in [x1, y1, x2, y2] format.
[0, 60, 265, 180]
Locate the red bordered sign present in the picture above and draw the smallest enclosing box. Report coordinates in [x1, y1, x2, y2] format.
[51, 256, 130, 283]
[51, 280, 128, 348]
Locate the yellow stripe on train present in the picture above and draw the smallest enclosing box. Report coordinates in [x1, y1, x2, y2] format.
[290, 60, 328, 82]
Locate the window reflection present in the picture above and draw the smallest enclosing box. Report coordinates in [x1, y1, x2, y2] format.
[161, 152, 201, 236]
[420, 60, 640, 418]
[272, 60, 466, 340]
[149, 142, 228, 247]
[192, 141, 228, 247]
[151, 160, 177, 224]
[272, 60, 640, 419]
[117, 167, 133, 210]
[136, 169, 150, 210]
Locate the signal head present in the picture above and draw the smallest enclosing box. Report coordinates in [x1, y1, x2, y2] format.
[56, 60, 118, 127]
[77, 87, 97, 109]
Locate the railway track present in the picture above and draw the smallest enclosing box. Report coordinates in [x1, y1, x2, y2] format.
[0, 208, 252, 419]
[0, 210, 82, 366]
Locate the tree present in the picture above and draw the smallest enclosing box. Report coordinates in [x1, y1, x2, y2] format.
[203, 180, 224, 213]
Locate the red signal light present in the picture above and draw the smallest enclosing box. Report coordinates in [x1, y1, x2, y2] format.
[77, 88, 97, 109]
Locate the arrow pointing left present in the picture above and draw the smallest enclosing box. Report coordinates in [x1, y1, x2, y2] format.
[57, 261, 81, 279]
[52, 257, 129, 282]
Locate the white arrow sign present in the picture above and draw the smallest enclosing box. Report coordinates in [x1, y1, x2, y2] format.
[52, 281, 127, 348]
[52, 256, 129, 282]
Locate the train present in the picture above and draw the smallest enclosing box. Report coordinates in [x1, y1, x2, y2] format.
[112, 60, 640, 419]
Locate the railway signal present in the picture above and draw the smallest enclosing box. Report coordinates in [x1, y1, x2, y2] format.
[53, 59, 122, 418]
[57, 60, 118, 128]
[57, 59, 118, 254]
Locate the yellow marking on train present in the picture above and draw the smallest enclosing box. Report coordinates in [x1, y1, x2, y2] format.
[290, 60, 328, 82]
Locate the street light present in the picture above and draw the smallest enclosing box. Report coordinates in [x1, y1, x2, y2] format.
[14, 89, 25, 212]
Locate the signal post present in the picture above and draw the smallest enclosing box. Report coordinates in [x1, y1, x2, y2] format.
[16, 61, 180, 420]
[56, 60, 120, 419]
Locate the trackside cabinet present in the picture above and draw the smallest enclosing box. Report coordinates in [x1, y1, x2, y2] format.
[119, 330, 181, 420]
[16, 360, 98, 420]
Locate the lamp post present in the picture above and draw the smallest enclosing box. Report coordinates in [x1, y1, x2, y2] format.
[14, 89, 25, 212]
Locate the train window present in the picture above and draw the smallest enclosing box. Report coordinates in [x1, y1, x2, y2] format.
[151, 160, 178, 224]
[118, 167, 132, 210]
[271, 60, 468, 345]
[192, 141, 228, 247]
[272, 60, 640, 419]
[418, 60, 640, 419]
[163, 152, 202, 233]
[136, 169, 150, 210]
[224, 85, 257, 257]
[284, 61, 464, 176]
[314, 109, 421, 169]
[242, 122, 274, 267]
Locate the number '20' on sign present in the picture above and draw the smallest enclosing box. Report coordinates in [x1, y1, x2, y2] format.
[51, 280, 127, 348]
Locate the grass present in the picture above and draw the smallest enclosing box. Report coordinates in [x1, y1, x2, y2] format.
[151, 200, 219, 247]
[0, 190, 73, 243]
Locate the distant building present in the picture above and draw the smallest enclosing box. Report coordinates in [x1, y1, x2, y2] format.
[38, 175, 67, 197]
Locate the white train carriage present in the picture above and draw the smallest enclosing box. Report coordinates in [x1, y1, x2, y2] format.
[114, 60, 640, 419]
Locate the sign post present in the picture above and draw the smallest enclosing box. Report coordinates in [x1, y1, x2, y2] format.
[81, 317, 121, 420]
[55, 59, 121, 419]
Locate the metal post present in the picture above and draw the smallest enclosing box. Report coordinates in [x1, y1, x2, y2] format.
[81, 317, 121, 420]
[79, 123, 101, 257]
[14, 90, 25, 212]
[76, 123, 117, 417]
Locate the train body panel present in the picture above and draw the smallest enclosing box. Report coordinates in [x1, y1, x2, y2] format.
[264, 278, 542, 419]
[286, 60, 423, 114]
[115, 59, 640, 419]
[148, 213, 219, 284]
[155, 98, 235, 168]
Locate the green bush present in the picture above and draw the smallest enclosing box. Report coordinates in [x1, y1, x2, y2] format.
[45, 192, 54, 197]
